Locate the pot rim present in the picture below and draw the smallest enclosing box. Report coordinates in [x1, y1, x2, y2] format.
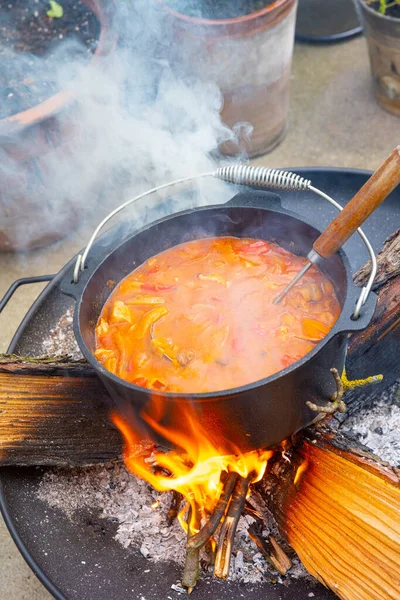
[357, 0, 400, 24]
[0, 0, 115, 137]
[157, 0, 293, 28]
[73, 202, 363, 402]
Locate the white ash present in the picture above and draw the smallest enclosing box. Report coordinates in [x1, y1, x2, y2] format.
[340, 380, 400, 467]
[38, 462, 187, 565]
[41, 308, 83, 360]
[37, 461, 309, 584]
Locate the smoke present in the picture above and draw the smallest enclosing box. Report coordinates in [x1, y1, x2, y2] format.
[0, 0, 242, 251]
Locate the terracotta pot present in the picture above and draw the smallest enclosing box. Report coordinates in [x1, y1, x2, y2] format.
[159, 0, 298, 158]
[0, 0, 116, 252]
[356, 0, 400, 117]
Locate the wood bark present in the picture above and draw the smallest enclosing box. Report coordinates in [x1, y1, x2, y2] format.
[256, 424, 400, 600]
[346, 228, 400, 390]
[0, 356, 120, 466]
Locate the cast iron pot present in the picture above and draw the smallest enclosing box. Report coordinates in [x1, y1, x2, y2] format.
[61, 190, 376, 453]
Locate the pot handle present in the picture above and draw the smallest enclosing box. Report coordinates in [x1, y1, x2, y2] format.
[69, 165, 377, 321]
[0, 275, 55, 314]
[72, 167, 312, 285]
[335, 287, 377, 336]
[225, 190, 283, 210]
[60, 261, 92, 302]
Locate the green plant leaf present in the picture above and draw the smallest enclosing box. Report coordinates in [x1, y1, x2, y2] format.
[47, 0, 64, 18]
[379, 0, 388, 13]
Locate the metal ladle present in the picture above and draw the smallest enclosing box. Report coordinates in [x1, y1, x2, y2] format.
[273, 146, 400, 305]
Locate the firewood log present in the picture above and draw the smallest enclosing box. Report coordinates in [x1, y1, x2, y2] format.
[346, 228, 400, 393]
[0, 356, 120, 466]
[257, 425, 400, 600]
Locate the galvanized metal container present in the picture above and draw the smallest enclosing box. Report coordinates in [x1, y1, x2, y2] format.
[356, 0, 400, 116]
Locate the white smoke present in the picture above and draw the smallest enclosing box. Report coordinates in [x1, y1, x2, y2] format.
[0, 0, 240, 250]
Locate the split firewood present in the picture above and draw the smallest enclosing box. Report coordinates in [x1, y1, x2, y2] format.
[0, 355, 120, 466]
[214, 474, 251, 579]
[256, 424, 400, 600]
[353, 227, 399, 289]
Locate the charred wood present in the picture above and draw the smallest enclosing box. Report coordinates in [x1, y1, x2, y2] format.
[167, 491, 184, 526]
[346, 228, 400, 392]
[214, 474, 251, 579]
[0, 356, 119, 466]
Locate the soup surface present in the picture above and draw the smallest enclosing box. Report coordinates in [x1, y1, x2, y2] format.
[95, 237, 341, 393]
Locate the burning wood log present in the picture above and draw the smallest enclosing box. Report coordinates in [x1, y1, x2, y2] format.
[256, 424, 400, 600]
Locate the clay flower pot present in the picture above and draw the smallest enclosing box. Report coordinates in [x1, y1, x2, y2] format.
[356, 0, 400, 116]
[159, 0, 298, 158]
[0, 0, 116, 252]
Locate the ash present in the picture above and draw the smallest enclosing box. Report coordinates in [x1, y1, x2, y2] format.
[340, 380, 400, 467]
[41, 308, 83, 360]
[37, 462, 310, 584]
[38, 462, 187, 565]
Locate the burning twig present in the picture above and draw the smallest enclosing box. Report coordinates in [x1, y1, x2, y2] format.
[167, 491, 183, 526]
[214, 474, 252, 579]
[204, 539, 216, 568]
[181, 473, 238, 592]
[306, 367, 346, 414]
[182, 504, 202, 594]
[187, 472, 238, 550]
[245, 501, 292, 576]
[248, 521, 292, 576]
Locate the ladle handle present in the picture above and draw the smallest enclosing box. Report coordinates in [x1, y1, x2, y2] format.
[313, 146, 400, 259]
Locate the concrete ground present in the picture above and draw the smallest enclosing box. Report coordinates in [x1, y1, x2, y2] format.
[0, 35, 399, 600]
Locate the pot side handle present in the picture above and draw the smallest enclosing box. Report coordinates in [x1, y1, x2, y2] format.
[226, 190, 283, 210]
[335, 288, 378, 335]
[60, 264, 87, 301]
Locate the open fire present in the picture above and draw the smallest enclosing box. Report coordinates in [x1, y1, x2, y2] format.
[112, 404, 277, 591]
[105, 366, 384, 593]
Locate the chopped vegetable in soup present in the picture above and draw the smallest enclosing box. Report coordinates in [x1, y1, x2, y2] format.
[95, 237, 341, 393]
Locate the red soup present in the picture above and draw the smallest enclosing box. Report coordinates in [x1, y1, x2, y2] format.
[95, 237, 341, 393]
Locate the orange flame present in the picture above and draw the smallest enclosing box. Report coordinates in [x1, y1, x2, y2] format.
[294, 459, 309, 486]
[112, 405, 273, 534]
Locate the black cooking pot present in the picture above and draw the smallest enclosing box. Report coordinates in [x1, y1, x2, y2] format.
[61, 191, 376, 453]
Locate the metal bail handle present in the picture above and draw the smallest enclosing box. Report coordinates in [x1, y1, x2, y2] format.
[73, 166, 377, 319]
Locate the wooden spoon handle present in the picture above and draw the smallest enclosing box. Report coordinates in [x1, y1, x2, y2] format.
[313, 146, 400, 259]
